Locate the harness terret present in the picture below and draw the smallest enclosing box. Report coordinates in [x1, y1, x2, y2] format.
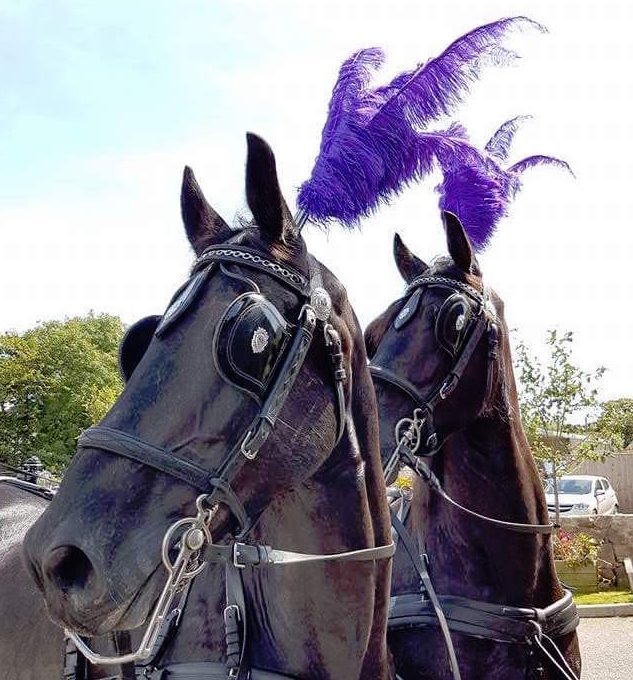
[370, 274, 579, 680]
[66, 244, 394, 679]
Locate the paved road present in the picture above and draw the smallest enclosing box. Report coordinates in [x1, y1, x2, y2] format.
[578, 617, 633, 679]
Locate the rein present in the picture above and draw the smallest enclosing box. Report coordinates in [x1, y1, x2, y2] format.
[67, 245, 394, 679]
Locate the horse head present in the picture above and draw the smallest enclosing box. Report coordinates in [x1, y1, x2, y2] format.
[25, 135, 390, 680]
[366, 211, 506, 480]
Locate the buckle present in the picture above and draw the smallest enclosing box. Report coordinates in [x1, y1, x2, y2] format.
[232, 542, 248, 569]
[224, 603, 241, 623]
[425, 432, 438, 450]
[439, 375, 457, 400]
[240, 431, 257, 460]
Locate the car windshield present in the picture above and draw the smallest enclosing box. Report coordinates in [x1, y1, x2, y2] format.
[545, 479, 593, 494]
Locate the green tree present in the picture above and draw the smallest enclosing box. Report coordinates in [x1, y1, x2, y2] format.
[0, 313, 124, 474]
[514, 330, 606, 522]
[592, 398, 633, 451]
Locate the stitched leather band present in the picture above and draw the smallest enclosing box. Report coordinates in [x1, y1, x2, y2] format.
[389, 590, 578, 643]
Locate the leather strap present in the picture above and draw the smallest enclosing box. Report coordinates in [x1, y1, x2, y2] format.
[147, 662, 297, 679]
[224, 561, 248, 678]
[0, 476, 54, 501]
[390, 511, 462, 680]
[242, 307, 316, 458]
[205, 540, 396, 568]
[78, 427, 223, 493]
[389, 590, 578, 644]
[408, 453, 556, 535]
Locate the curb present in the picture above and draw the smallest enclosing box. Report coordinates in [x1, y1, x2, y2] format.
[577, 603, 633, 618]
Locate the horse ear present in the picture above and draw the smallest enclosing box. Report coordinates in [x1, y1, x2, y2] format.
[393, 233, 429, 283]
[181, 166, 232, 255]
[245, 132, 296, 244]
[442, 211, 473, 272]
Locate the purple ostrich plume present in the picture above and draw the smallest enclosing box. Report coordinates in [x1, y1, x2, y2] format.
[297, 16, 546, 227]
[437, 118, 574, 251]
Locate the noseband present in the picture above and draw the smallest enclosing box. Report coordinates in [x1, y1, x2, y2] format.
[67, 244, 394, 677]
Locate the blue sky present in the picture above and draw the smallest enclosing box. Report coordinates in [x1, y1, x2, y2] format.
[2, 2, 263, 200]
[1, 0, 632, 400]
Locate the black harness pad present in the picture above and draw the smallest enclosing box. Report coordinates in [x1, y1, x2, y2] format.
[119, 315, 161, 383]
[435, 293, 472, 356]
[213, 293, 291, 399]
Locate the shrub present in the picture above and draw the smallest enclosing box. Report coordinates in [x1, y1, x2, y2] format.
[553, 530, 598, 568]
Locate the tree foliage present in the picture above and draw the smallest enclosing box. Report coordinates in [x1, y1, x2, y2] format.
[593, 398, 633, 451]
[514, 330, 607, 520]
[0, 313, 124, 474]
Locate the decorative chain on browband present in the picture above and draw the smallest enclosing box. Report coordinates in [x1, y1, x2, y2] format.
[196, 247, 308, 291]
[406, 275, 486, 308]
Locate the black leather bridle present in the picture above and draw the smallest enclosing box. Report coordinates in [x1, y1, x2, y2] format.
[370, 274, 500, 474]
[66, 244, 394, 679]
[370, 274, 579, 680]
[79, 245, 345, 538]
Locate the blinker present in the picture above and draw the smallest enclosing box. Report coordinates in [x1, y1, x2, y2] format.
[213, 293, 291, 399]
[394, 288, 424, 330]
[435, 293, 472, 357]
[119, 315, 161, 383]
[118, 268, 213, 383]
[156, 268, 210, 337]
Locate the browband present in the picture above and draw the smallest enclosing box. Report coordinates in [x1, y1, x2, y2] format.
[194, 246, 310, 297]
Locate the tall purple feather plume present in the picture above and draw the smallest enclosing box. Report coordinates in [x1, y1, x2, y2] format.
[320, 47, 385, 150]
[484, 115, 531, 161]
[437, 120, 574, 251]
[297, 16, 546, 226]
[509, 154, 574, 176]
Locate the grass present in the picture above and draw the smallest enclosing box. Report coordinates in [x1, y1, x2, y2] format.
[573, 590, 633, 605]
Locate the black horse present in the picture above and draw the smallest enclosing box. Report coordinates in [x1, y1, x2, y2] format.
[23, 134, 393, 679]
[365, 212, 581, 680]
[0, 481, 64, 680]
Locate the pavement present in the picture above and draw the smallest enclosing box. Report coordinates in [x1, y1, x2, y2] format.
[578, 617, 633, 679]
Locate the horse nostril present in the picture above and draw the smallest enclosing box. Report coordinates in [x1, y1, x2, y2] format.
[43, 545, 97, 593]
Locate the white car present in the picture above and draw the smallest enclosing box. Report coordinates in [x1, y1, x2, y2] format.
[544, 475, 619, 516]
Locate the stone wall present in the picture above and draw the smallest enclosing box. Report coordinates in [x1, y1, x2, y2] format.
[558, 514, 633, 588]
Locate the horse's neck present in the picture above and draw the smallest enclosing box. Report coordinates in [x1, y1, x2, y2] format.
[417, 410, 561, 607]
[163, 457, 387, 676]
